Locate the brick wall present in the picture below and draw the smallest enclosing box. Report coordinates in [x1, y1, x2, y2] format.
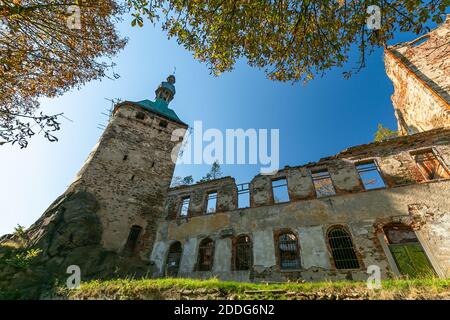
[385, 15, 450, 135]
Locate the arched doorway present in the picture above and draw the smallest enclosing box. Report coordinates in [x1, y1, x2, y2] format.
[197, 238, 215, 271]
[383, 224, 435, 278]
[166, 241, 182, 277]
[277, 231, 301, 270]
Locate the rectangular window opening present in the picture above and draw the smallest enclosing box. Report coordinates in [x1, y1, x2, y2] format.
[123, 225, 142, 256]
[206, 192, 217, 214]
[356, 160, 386, 190]
[180, 197, 190, 217]
[272, 178, 290, 203]
[311, 169, 336, 198]
[136, 112, 146, 120]
[237, 183, 250, 209]
[412, 149, 450, 181]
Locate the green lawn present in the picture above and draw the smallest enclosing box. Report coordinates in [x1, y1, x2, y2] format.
[59, 277, 450, 300]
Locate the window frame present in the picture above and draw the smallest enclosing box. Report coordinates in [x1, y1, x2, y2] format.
[237, 183, 251, 209]
[165, 241, 183, 277]
[311, 168, 336, 198]
[275, 230, 301, 271]
[205, 191, 218, 215]
[271, 177, 290, 204]
[355, 159, 386, 191]
[326, 225, 360, 270]
[197, 238, 215, 271]
[179, 196, 191, 218]
[233, 234, 253, 271]
[410, 148, 450, 181]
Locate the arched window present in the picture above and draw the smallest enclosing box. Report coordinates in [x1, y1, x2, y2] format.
[327, 226, 359, 269]
[166, 241, 182, 277]
[235, 235, 252, 271]
[278, 232, 300, 270]
[197, 238, 215, 271]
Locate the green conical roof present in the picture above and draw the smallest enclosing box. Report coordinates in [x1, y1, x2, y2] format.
[132, 98, 184, 124]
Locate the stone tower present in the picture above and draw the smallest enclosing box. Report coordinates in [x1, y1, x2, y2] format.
[1, 76, 188, 297]
[385, 14, 450, 135]
[69, 75, 188, 260]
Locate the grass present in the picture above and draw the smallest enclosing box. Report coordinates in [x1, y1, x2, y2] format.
[60, 277, 450, 300]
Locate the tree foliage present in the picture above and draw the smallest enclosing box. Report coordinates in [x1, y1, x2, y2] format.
[200, 160, 223, 182]
[374, 123, 398, 142]
[0, 0, 127, 148]
[129, 0, 448, 82]
[171, 175, 194, 187]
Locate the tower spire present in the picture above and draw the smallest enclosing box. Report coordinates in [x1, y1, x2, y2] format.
[155, 75, 176, 104]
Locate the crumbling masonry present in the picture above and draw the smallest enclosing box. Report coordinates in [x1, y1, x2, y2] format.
[2, 17, 449, 295]
[152, 17, 450, 282]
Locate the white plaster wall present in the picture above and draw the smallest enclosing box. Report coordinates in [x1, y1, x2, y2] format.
[179, 237, 198, 273]
[150, 241, 168, 274]
[253, 229, 276, 270]
[298, 226, 331, 269]
[213, 238, 232, 272]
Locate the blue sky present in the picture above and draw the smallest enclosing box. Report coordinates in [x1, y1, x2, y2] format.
[0, 14, 439, 235]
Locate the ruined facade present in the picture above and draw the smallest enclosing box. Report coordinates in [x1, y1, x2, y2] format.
[151, 18, 450, 282]
[2, 18, 449, 296]
[153, 129, 450, 282]
[385, 14, 450, 135]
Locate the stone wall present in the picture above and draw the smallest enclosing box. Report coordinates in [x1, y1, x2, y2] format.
[0, 101, 190, 298]
[67, 103, 187, 260]
[151, 128, 450, 282]
[385, 15, 450, 135]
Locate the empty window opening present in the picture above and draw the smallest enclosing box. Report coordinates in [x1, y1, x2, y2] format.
[206, 192, 217, 214]
[278, 232, 300, 270]
[312, 169, 336, 198]
[412, 149, 450, 181]
[197, 238, 214, 271]
[131, 175, 135, 181]
[356, 160, 386, 190]
[272, 178, 290, 203]
[136, 112, 146, 120]
[180, 197, 190, 217]
[166, 241, 182, 277]
[327, 226, 360, 269]
[235, 235, 252, 271]
[383, 224, 435, 278]
[123, 155, 128, 161]
[237, 183, 250, 209]
[123, 225, 142, 256]
[159, 120, 168, 128]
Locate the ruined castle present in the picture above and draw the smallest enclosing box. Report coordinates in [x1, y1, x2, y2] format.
[151, 18, 450, 282]
[3, 17, 449, 293]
